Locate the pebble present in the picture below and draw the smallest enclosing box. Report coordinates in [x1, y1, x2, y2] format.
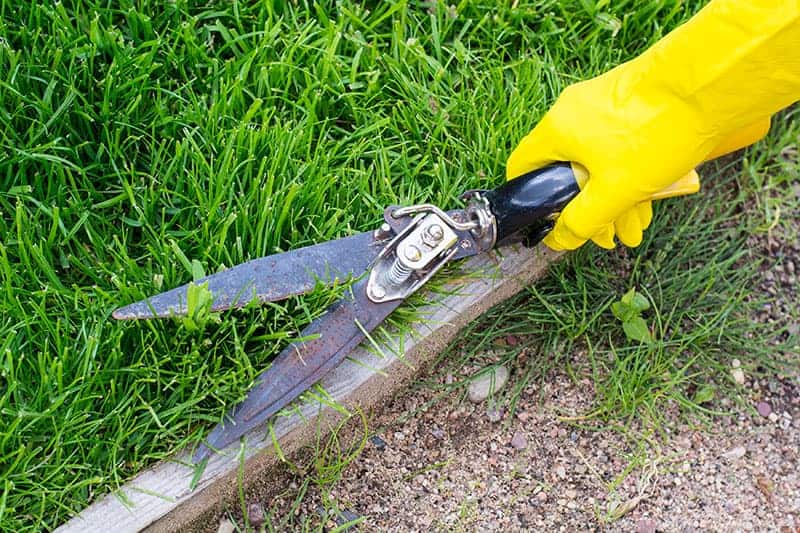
[555, 465, 567, 479]
[637, 518, 658, 533]
[768, 412, 779, 423]
[510, 431, 527, 450]
[334, 509, 361, 526]
[756, 401, 772, 417]
[369, 435, 387, 451]
[486, 406, 504, 423]
[217, 519, 236, 533]
[247, 502, 266, 527]
[723, 446, 747, 460]
[537, 491, 548, 502]
[732, 368, 746, 385]
[565, 489, 577, 499]
[468, 365, 510, 403]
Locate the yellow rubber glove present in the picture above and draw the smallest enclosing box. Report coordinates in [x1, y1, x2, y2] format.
[507, 0, 800, 250]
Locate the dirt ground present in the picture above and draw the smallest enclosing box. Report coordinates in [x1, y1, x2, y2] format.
[284, 366, 799, 532]
[219, 192, 800, 532]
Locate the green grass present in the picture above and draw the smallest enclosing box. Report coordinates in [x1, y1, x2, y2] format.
[1, 0, 793, 530]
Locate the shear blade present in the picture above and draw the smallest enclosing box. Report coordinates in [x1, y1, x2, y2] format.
[113, 231, 381, 320]
[193, 277, 401, 462]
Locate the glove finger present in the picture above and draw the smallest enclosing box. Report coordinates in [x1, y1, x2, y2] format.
[541, 232, 565, 251]
[506, 115, 566, 180]
[615, 201, 654, 247]
[615, 207, 644, 247]
[558, 176, 636, 241]
[542, 218, 587, 250]
[637, 201, 653, 231]
[589, 223, 616, 249]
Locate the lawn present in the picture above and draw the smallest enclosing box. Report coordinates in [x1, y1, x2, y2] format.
[0, 1, 796, 530]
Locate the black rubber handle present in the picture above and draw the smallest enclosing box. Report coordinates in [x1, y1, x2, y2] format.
[484, 163, 580, 244]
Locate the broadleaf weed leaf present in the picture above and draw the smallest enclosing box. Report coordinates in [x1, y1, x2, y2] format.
[623, 316, 652, 343]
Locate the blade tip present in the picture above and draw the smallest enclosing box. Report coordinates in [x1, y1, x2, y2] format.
[111, 308, 131, 320]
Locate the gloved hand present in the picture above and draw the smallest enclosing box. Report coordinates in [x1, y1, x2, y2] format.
[507, 0, 800, 250]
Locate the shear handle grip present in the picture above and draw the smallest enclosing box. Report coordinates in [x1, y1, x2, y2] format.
[485, 163, 579, 243]
[487, 163, 701, 243]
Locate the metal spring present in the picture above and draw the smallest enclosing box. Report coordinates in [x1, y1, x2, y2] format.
[383, 257, 413, 287]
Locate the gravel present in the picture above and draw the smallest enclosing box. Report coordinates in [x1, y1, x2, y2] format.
[270, 366, 799, 531]
[467, 364, 509, 403]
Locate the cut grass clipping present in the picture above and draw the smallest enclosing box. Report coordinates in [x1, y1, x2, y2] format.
[1, 1, 793, 530]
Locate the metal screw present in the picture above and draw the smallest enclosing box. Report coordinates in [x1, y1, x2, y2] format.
[425, 223, 444, 243]
[371, 284, 386, 299]
[403, 244, 422, 262]
[373, 222, 393, 240]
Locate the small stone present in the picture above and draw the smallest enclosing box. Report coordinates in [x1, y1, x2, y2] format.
[637, 518, 658, 533]
[537, 491, 548, 502]
[510, 431, 527, 450]
[318, 506, 359, 531]
[756, 401, 772, 417]
[732, 368, 746, 385]
[468, 365, 510, 403]
[369, 435, 387, 451]
[723, 446, 747, 460]
[247, 503, 266, 527]
[555, 466, 567, 479]
[768, 412, 779, 423]
[505, 335, 519, 346]
[431, 427, 445, 440]
[731, 358, 741, 368]
[217, 518, 236, 533]
[565, 489, 577, 499]
[486, 405, 504, 423]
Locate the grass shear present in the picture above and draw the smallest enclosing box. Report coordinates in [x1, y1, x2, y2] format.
[114, 164, 584, 462]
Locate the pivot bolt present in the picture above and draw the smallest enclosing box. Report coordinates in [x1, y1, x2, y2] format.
[403, 244, 422, 262]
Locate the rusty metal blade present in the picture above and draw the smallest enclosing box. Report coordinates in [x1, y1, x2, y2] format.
[113, 232, 381, 320]
[193, 277, 401, 462]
